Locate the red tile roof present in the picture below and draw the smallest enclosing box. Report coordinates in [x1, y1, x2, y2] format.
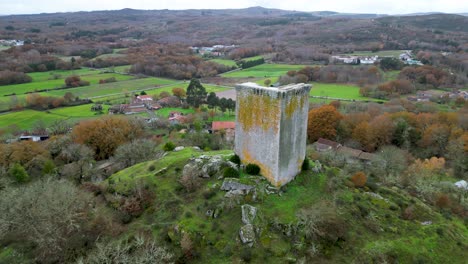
[212, 121, 236, 130]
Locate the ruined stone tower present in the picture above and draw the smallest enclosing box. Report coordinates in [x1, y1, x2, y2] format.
[235, 82, 312, 187]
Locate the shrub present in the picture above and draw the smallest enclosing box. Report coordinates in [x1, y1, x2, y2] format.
[203, 189, 217, 199]
[8, 163, 29, 183]
[302, 157, 310, 171]
[229, 154, 241, 166]
[245, 164, 260, 175]
[435, 194, 451, 209]
[223, 167, 239, 178]
[163, 141, 176, 151]
[350, 171, 367, 188]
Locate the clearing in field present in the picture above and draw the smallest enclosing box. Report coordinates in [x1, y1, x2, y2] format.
[0, 69, 134, 96]
[310, 83, 383, 102]
[0, 104, 111, 130]
[209, 59, 238, 67]
[221, 63, 307, 78]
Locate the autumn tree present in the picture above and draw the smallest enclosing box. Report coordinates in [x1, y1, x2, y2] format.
[172, 87, 186, 98]
[72, 117, 145, 160]
[186, 78, 207, 108]
[307, 105, 343, 142]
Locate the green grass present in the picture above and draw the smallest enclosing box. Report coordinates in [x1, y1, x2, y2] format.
[221, 63, 307, 78]
[0, 45, 11, 51]
[0, 109, 67, 129]
[310, 82, 383, 102]
[209, 59, 238, 67]
[155, 107, 195, 117]
[43, 77, 177, 99]
[0, 104, 111, 130]
[242, 55, 264, 61]
[255, 77, 279, 86]
[144, 83, 229, 98]
[0, 70, 133, 96]
[383, 70, 401, 81]
[28, 69, 98, 82]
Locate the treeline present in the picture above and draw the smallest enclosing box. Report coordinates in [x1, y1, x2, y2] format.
[237, 57, 265, 69]
[126, 44, 231, 79]
[227, 46, 273, 60]
[362, 65, 460, 99]
[0, 70, 32, 86]
[279, 65, 382, 85]
[9, 92, 90, 111]
[308, 103, 468, 177]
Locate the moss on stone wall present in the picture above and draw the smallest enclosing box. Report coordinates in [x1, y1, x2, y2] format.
[237, 93, 280, 133]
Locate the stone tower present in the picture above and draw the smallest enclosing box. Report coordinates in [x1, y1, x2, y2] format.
[235, 82, 311, 187]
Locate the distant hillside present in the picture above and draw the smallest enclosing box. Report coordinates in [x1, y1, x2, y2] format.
[377, 14, 468, 32]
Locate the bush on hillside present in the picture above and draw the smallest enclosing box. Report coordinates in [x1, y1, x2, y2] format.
[350, 171, 367, 188]
[9, 163, 29, 183]
[223, 167, 239, 178]
[163, 141, 176, 151]
[229, 154, 241, 166]
[245, 163, 260, 175]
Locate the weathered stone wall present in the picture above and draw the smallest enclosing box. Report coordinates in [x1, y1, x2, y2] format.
[235, 82, 311, 186]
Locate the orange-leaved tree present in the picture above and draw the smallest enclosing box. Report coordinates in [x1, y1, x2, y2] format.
[72, 117, 144, 160]
[307, 105, 343, 142]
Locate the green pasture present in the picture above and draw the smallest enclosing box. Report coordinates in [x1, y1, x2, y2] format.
[27, 69, 98, 82]
[310, 83, 383, 102]
[242, 55, 264, 61]
[383, 70, 401, 81]
[144, 83, 230, 98]
[44, 77, 177, 99]
[255, 77, 279, 86]
[0, 72, 134, 96]
[0, 104, 112, 130]
[221, 63, 307, 78]
[0, 45, 11, 51]
[0, 110, 66, 130]
[209, 59, 238, 67]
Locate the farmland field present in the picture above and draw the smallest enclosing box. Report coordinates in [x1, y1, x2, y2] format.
[0, 104, 114, 130]
[310, 83, 383, 102]
[209, 59, 238, 67]
[221, 63, 307, 78]
[0, 69, 134, 96]
[44, 77, 178, 99]
[0, 109, 67, 130]
[242, 55, 264, 61]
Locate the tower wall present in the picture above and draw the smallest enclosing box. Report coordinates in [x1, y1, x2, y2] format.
[235, 82, 311, 186]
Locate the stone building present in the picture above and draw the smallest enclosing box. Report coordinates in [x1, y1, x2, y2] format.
[235, 82, 311, 187]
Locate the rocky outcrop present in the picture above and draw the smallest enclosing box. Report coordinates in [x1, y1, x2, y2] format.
[241, 204, 257, 225]
[182, 155, 237, 179]
[221, 178, 254, 191]
[239, 224, 255, 245]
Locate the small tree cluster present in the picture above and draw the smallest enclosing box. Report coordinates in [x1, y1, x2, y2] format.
[65, 75, 90, 87]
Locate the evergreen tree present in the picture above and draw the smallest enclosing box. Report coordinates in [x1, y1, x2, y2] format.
[207, 92, 219, 109]
[186, 79, 207, 108]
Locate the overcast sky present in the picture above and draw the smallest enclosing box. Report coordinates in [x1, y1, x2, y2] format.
[1, 0, 467, 15]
